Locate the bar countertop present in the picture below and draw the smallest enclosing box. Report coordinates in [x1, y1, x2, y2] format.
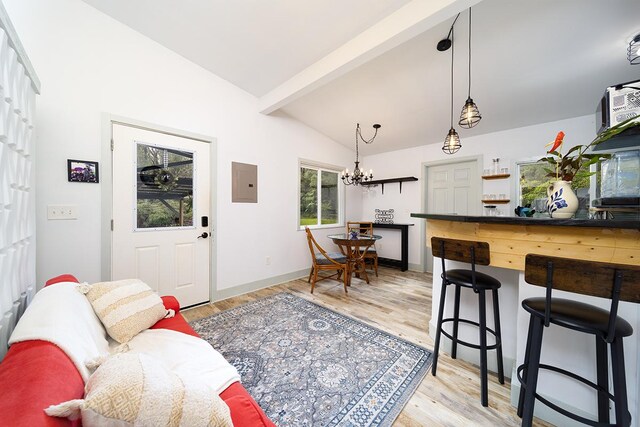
[410, 213, 639, 230]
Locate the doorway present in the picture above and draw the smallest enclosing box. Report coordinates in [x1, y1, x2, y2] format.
[110, 121, 214, 308]
[421, 157, 481, 272]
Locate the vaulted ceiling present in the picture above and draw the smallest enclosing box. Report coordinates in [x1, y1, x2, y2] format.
[82, 0, 640, 155]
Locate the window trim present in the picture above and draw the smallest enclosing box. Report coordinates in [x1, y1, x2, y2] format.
[298, 159, 345, 230]
[515, 157, 599, 214]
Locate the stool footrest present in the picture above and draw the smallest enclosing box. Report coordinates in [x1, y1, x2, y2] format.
[517, 363, 630, 427]
[440, 318, 501, 351]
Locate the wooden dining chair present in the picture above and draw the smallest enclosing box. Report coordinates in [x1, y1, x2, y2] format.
[305, 227, 349, 294]
[346, 221, 378, 277]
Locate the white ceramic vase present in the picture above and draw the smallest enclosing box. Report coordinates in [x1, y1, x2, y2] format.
[546, 180, 578, 218]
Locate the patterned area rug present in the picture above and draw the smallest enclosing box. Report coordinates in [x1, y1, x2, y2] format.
[190, 293, 432, 427]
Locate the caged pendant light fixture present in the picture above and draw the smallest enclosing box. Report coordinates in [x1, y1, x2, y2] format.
[628, 33, 640, 65]
[458, 7, 481, 128]
[440, 16, 461, 155]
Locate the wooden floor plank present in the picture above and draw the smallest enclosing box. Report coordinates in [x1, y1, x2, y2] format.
[183, 267, 552, 426]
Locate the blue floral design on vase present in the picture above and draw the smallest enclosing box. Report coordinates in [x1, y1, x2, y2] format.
[546, 180, 578, 219]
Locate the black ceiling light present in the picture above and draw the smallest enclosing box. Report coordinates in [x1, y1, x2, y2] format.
[459, 7, 481, 128]
[341, 123, 381, 185]
[628, 33, 640, 65]
[441, 16, 461, 155]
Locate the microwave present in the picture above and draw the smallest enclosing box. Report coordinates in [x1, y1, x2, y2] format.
[596, 80, 640, 134]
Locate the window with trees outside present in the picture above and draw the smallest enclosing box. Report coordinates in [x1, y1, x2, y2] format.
[299, 162, 343, 228]
[518, 160, 595, 218]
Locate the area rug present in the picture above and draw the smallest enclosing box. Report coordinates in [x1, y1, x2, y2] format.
[190, 292, 432, 427]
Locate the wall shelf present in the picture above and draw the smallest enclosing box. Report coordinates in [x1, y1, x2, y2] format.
[360, 176, 418, 194]
[482, 174, 510, 180]
[482, 199, 511, 204]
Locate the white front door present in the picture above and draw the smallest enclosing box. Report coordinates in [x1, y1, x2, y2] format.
[111, 123, 211, 308]
[427, 160, 479, 215]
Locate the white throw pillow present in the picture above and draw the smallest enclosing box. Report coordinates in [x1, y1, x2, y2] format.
[80, 279, 169, 343]
[45, 353, 233, 427]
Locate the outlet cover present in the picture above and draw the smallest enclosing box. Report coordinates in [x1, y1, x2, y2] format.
[47, 205, 78, 220]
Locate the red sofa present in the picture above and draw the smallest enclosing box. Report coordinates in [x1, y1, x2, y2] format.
[0, 274, 275, 427]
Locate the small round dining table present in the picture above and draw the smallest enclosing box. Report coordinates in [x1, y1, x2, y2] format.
[327, 233, 382, 287]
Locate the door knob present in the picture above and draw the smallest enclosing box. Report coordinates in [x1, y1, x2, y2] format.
[198, 232, 209, 239]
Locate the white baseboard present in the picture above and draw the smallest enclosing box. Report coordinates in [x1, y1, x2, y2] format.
[213, 269, 309, 302]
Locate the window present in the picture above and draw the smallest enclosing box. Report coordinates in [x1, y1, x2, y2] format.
[517, 160, 595, 218]
[299, 162, 343, 228]
[136, 143, 195, 229]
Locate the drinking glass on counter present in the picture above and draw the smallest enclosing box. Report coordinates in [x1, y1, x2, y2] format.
[500, 167, 509, 174]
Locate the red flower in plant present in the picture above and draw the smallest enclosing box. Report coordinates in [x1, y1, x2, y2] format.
[547, 131, 565, 153]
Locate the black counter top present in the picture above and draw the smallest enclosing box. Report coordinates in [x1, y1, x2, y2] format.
[410, 213, 639, 230]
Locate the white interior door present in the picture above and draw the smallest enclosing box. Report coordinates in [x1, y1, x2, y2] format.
[427, 161, 479, 215]
[111, 123, 211, 308]
[424, 160, 479, 272]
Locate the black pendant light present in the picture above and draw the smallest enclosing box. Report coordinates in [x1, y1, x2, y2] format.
[442, 22, 461, 155]
[458, 7, 481, 128]
[629, 33, 640, 65]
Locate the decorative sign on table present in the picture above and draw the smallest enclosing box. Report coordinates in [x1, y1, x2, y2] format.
[374, 208, 394, 224]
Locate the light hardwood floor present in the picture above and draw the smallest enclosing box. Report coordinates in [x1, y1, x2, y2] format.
[182, 267, 552, 427]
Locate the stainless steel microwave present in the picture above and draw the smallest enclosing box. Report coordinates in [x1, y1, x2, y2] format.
[597, 79, 640, 134]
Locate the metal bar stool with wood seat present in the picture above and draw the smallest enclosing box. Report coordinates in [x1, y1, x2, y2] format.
[518, 254, 640, 427]
[431, 237, 505, 407]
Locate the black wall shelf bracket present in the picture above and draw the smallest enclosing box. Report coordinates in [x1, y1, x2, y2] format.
[361, 176, 418, 194]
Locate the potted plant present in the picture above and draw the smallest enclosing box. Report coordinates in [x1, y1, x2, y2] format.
[539, 132, 611, 218]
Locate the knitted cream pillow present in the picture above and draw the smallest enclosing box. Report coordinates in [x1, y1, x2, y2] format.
[45, 353, 233, 427]
[81, 279, 169, 343]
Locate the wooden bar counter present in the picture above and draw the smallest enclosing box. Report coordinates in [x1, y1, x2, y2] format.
[411, 214, 639, 269]
[411, 213, 639, 425]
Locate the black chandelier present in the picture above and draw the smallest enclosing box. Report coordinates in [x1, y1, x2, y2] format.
[341, 123, 380, 186]
[458, 7, 481, 128]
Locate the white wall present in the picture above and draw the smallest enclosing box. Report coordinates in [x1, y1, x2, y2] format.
[3, 0, 361, 292]
[360, 114, 598, 270]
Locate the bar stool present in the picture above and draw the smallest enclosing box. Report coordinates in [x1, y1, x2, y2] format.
[518, 254, 640, 427]
[431, 237, 504, 407]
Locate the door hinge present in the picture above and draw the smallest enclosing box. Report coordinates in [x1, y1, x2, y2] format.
[110, 219, 114, 231]
[110, 139, 114, 151]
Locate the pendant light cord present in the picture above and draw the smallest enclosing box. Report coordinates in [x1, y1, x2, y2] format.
[355, 124, 360, 163]
[450, 26, 455, 128]
[467, 8, 472, 98]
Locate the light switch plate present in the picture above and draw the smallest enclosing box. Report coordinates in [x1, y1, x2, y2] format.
[47, 205, 78, 220]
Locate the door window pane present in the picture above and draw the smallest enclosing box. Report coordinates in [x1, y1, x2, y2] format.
[299, 167, 318, 226]
[136, 143, 194, 229]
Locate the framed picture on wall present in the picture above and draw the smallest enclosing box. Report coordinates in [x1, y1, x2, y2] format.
[67, 159, 99, 183]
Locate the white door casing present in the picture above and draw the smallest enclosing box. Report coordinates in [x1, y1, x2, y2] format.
[111, 123, 211, 307]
